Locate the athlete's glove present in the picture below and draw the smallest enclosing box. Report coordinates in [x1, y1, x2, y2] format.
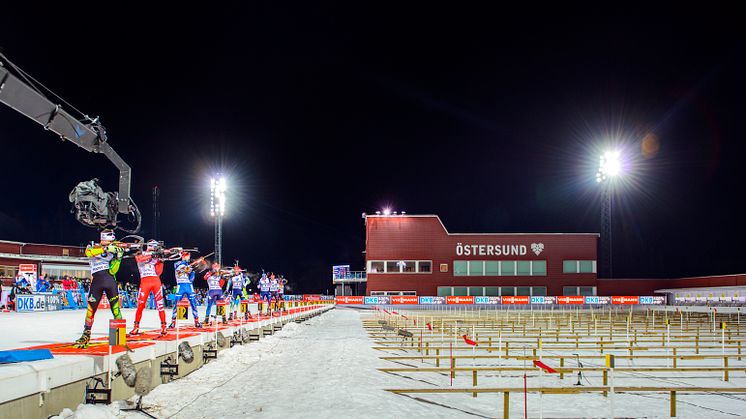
[106, 244, 119, 254]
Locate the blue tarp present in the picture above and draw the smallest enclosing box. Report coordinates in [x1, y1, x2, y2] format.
[0, 349, 54, 364]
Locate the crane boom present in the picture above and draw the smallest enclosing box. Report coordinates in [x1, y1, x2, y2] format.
[0, 58, 140, 232]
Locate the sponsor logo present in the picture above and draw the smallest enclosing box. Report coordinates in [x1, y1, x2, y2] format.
[336, 296, 364, 304]
[391, 296, 419, 305]
[418, 296, 434, 304]
[530, 296, 545, 304]
[612, 296, 639, 305]
[501, 296, 529, 305]
[474, 296, 501, 304]
[456, 243, 527, 257]
[557, 296, 585, 305]
[446, 296, 474, 305]
[530, 243, 544, 255]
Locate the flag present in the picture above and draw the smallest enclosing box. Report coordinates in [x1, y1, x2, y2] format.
[462, 334, 477, 346]
[427, 322, 432, 331]
[532, 360, 557, 373]
[413, 319, 416, 325]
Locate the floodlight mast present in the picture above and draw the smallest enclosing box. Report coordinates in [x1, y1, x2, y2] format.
[596, 151, 621, 278]
[211, 176, 226, 266]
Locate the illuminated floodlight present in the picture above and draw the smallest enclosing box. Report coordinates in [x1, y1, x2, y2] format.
[382, 208, 391, 216]
[210, 176, 227, 217]
[596, 151, 622, 183]
[375, 211, 381, 215]
[401, 211, 406, 215]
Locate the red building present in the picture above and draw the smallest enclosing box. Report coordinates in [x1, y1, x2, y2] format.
[365, 214, 599, 297]
[363, 213, 746, 300]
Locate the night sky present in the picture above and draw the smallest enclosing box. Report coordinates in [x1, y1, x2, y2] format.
[1, 5, 744, 292]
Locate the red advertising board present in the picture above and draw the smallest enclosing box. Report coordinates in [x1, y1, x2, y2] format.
[612, 296, 639, 305]
[446, 296, 474, 305]
[501, 296, 529, 305]
[391, 296, 419, 305]
[336, 296, 364, 304]
[303, 294, 322, 302]
[557, 296, 585, 305]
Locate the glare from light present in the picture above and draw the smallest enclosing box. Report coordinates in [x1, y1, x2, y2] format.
[596, 151, 622, 183]
[382, 208, 391, 216]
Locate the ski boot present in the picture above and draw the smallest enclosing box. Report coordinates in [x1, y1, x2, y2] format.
[159, 322, 167, 336]
[194, 319, 202, 329]
[128, 322, 140, 336]
[228, 312, 234, 321]
[221, 315, 228, 325]
[73, 329, 91, 349]
[203, 317, 212, 327]
[168, 320, 177, 329]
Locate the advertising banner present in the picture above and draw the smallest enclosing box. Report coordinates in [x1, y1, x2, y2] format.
[18, 264, 38, 290]
[501, 296, 529, 305]
[557, 296, 585, 305]
[364, 296, 391, 305]
[446, 296, 474, 305]
[391, 296, 419, 305]
[418, 296, 446, 305]
[336, 296, 364, 304]
[474, 296, 501, 304]
[530, 296, 555, 305]
[612, 296, 639, 305]
[638, 296, 665, 305]
[15, 294, 46, 312]
[303, 294, 322, 302]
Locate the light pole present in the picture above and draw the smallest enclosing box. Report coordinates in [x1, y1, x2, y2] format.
[210, 176, 226, 266]
[596, 151, 621, 279]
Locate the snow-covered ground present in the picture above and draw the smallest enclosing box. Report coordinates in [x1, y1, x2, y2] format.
[45, 308, 746, 418]
[0, 308, 176, 350]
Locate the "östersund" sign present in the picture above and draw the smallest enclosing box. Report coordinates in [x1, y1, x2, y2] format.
[456, 242, 544, 256]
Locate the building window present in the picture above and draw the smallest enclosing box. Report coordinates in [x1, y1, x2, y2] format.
[531, 261, 546, 276]
[454, 261, 468, 276]
[438, 287, 452, 297]
[439, 263, 448, 273]
[579, 261, 594, 273]
[517, 261, 530, 276]
[563, 260, 578, 273]
[369, 261, 384, 273]
[501, 261, 515, 276]
[468, 287, 484, 296]
[563, 260, 597, 274]
[516, 286, 531, 296]
[485, 286, 499, 296]
[418, 261, 432, 273]
[468, 261, 484, 276]
[453, 286, 468, 296]
[579, 286, 596, 296]
[386, 261, 400, 273]
[531, 287, 547, 296]
[485, 261, 499, 275]
[500, 287, 515, 296]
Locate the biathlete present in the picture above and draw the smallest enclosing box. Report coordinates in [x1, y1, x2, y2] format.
[257, 273, 271, 316]
[268, 273, 280, 315]
[203, 263, 227, 325]
[275, 275, 288, 312]
[168, 252, 202, 329]
[130, 240, 167, 336]
[227, 264, 249, 320]
[74, 229, 124, 348]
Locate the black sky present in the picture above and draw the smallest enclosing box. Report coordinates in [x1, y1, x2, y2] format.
[1, 4, 745, 292]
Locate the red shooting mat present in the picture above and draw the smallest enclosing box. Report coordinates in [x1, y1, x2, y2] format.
[21, 340, 154, 356]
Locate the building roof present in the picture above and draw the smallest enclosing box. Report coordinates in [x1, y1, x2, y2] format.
[364, 214, 600, 236]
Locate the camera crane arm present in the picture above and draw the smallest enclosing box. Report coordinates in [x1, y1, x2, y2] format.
[0, 55, 138, 231]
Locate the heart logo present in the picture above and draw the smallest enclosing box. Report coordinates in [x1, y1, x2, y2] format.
[530, 243, 544, 256]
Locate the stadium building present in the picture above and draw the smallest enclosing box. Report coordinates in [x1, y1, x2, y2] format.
[360, 213, 746, 301]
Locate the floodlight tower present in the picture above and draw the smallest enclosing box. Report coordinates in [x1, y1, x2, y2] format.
[596, 151, 621, 278]
[210, 176, 227, 266]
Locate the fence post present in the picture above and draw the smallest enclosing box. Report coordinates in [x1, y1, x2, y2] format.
[451, 357, 456, 379]
[673, 347, 677, 369]
[560, 358, 565, 379]
[696, 335, 699, 354]
[670, 390, 676, 417]
[724, 356, 729, 382]
[503, 391, 510, 419]
[603, 369, 608, 397]
[436, 349, 440, 367]
[472, 370, 477, 397]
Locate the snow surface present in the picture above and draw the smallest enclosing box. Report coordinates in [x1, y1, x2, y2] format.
[47, 308, 746, 418]
[0, 308, 174, 350]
